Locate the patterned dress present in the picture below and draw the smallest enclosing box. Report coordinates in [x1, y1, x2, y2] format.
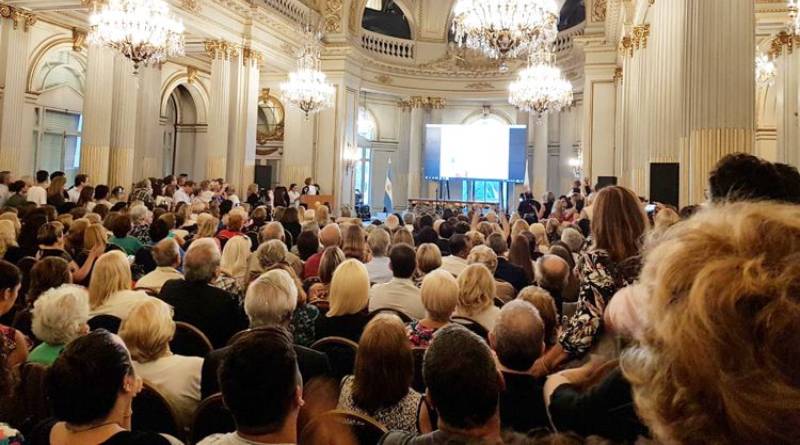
[337, 375, 422, 433]
[406, 321, 438, 348]
[558, 249, 640, 356]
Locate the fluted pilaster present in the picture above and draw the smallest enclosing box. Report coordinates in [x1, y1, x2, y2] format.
[532, 114, 549, 198]
[80, 44, 115, 184]
[226, 47, 261, 194]
[0, 9, 35, 175]
[206, 40, 234, 180]
[109, 55, 137, 189]
[134, 65, 162, 179]
[407, 106, 425, 199]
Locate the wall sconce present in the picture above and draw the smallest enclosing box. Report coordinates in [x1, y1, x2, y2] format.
[344, 143, 361, 174]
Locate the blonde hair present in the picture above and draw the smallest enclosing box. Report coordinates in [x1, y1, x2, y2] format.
[464, 230, 485, 249]
[417, 243, 442, 274]
[327, 259, 369, 317]
[456, 264, 496, 316]
[0, 213, 21, 235]
[517, 286, 558, 347]
[421, 269, 459, 322]
[315, 205, 330, 227]
[467, 245, 498, 273]
[221, 235, 251, 285]
[622, 202, 800, 445]
[83, 223, 108, 251]
[392, 228, 413, 246]
[0, 220, 17, 255]
[196, 213, 220, 239]
[529, 223, 549, 252]
[119, 298, 175, 363]
[511, 219, 530, 240]
[88, 251, 132, 309]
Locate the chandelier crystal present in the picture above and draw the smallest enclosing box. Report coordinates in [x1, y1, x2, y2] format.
[451, 0, 560, 60]
[509, 49, 573, 119]
[280, 27, 335, 117]
[756, 54, 776, 87]
[88, 0, 185, 74]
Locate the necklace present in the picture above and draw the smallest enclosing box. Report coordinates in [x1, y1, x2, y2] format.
[65, 421, 118, 434]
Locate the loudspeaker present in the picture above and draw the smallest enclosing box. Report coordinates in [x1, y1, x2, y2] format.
[650, 163, 680, 208]
[596, 176, 618, 191]
[255, 165, 272, 191]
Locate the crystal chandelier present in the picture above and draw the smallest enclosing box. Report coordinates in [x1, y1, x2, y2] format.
[280, 27, 335, 117]
[509, 49, 573, 119]
[88, 0, 185, 74]
[451, 0, 560, 60]
[756, 54, 776, 87]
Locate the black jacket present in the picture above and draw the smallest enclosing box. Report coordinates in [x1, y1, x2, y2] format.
[158, 279, 248, 349]
[495, 258, 528, 292]
[201, 343, 332, 399]
[500, 372, 549, 433]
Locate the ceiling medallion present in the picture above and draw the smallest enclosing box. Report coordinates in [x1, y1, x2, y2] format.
[88, 0, 185, 74]
[509, 49, 573, 121]
[280, 25, 336, 117]
[451, 0, 560, 60]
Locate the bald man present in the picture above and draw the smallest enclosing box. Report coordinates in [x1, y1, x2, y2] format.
[304, 223, 341, 279]
[535, 255, 569, 314]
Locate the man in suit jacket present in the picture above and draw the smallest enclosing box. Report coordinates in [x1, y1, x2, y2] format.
[159, 239, 248, 349]
[369, 244, 425, 319]
[487, 233, 528, 292]
[200, 268, 331, 398]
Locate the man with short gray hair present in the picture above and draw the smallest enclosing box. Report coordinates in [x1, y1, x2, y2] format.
[303, 223, 341, 278]
[136, 238, 183, 292]
[535, 255, 570, 313]
[256, 222, 303, 277]
[489, 300, 549, 433]
[364, 228, 392, 284]
[200, 269, 331, 399]
[159, 238, 247, 348]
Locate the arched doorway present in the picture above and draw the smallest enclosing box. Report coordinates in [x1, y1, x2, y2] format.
[161, 84, 203, 177]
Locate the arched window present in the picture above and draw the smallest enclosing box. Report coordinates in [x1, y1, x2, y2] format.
[362, 0, 411, 39]
[32, 48, 86, 94]
[357, 107, 377, 141]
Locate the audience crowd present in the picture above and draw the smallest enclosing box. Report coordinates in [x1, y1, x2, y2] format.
[0, 153, 799, 444]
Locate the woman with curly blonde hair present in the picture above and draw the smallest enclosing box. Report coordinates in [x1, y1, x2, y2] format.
[623, 202, 800, 445]
[455, 263, 499, 331]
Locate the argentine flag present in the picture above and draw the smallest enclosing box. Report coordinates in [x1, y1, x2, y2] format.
[384, 159, 394, 213]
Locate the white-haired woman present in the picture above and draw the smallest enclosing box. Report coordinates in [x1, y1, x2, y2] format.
[27, 285, 90, 366]
[119, 297, 202, 430]
[407, 270, 459, 348]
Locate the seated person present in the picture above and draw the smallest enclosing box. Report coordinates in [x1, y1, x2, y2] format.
[369, 244, 425, 320]
[119, 298, 202, 431]
[379, 325, 502, 444]
[201, 269, 330, 399]
[440, 234, 470, 278]
[28, 285, 90, 365]
[31, 330, 181, 444]
[198, 328, 304, 445]
[489, 300, 549, 433]
[0, 260, 27, 368]
[134, 239, 183, 292]
[364, 228, 392, 285]
[88, 251, 150, 320]
[467, 246, 515, 303]
[338, 314, 424, 432]
[486, 233, 528, 292]
[454, 264, 501, 331]
[315, 259, 372, 342]
[406, 270, 459, 348]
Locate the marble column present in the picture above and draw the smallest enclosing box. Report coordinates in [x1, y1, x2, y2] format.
[407, 104, 425, 200]
[80, 44, 115, 184]
[205, 40, 233, 180]
[109, 55, 138, 189]
[532, 114, 549, 198]
[775, 33, 800, 166]
[0, 8, 36, 175]
[559, 108, 579, 194]
[134, 64, 162, 179]
[226, 47, 261, 196]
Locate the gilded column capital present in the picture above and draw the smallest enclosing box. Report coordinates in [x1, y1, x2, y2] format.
[769, 31, 800, 58]
[242, 47, 263, 67]
[72, 27, 87, 52]
[0, 5, 37, 32]
[619, 35, 634, 57]
[398, 96, 447, 111]
[613, 67, 623, 82]
[631, 24, 650, 50]
[204, 39, 237, 60]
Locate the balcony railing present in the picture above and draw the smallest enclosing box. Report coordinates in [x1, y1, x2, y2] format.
[360, 29, 416, 62]
[260, 0, 312, 24]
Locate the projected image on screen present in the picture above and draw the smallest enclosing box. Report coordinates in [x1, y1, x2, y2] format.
[424, 122, 527, 183]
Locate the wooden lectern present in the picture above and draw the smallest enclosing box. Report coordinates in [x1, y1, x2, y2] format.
[300, 195, 335, 209]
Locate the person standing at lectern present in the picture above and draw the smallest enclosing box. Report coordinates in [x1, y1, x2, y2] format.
[301, 178, 318, 196]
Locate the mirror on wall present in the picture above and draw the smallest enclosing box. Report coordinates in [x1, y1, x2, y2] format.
[257, 88, 285, 145]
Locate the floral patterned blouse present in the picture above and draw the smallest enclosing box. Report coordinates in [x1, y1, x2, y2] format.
[406, 321, 438, 348]
[337, 375, 422, 433]
[291, 304, 319, 348]
[558, 249, 640, 356]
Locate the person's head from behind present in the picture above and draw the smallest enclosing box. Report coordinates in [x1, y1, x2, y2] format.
[535, 255, 569, 296]
[417, 226, 439, 245]
[517, 286, 559, 348]
[708, 153, 785, 203]
[319, 223, 342, 248]
[328, 259, 369, 317]
[318, 246, 345, 285]
[36, 170, 49, 185]
[245, 269, 298, 329]
[489, 300, 544, 372]
[341, 223, 366, 261]
[32, 285, 90, 347]
[219, 327, 303, 436]
[449, 233, 470, 258]
[28, 257, 72, 304]
[560, 228, 585, 254]
[623, 201, 800, 445]
[353, 314, 413, 412]
[0, 260, 22, 315]
[255, 239, 288, 270]
[592, 186, 647, 263]
[486, 232, 508, 257]
[184, 238, 220, 283]
[457, 264, 496, 317]
[259, 221, 285, 243]
[152, 238, 180, 268]
[296, 231, 319, 261]
[467, 245, 498, 273]
[367, 228, 390, 258]
[392, 227, 413, 246]
[389, 243, 416, 279]
[88, 251, 132, 309]
[37, 221, 64, 247]
[119, 298, 175, 363]
[774, 162, 800, 204]
[424, 324, 500, 431]
[421, 269, 459, 323]
[110, 214, 132, 239]
[47, 330, 140, 426]
[417, 243, 442, 274]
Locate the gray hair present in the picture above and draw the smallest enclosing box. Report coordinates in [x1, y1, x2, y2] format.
[32, 285, 90, 345]
[491, 300, 544, 372]
[467, 245, 498, 273]
[184, 238, 220, 283]
[301, 221, 320, 237]
[129, 204, 148, 224]
[403, 212, 415, 225]
[560, 228, 585, 253]
[535, 255, 569, 292]
[367, 228, 391, 257]
[256, 239, 288, 269]
[259, 221, 285, 243]
[152, 238, 180, 267]
[244, 269, 298, 328]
